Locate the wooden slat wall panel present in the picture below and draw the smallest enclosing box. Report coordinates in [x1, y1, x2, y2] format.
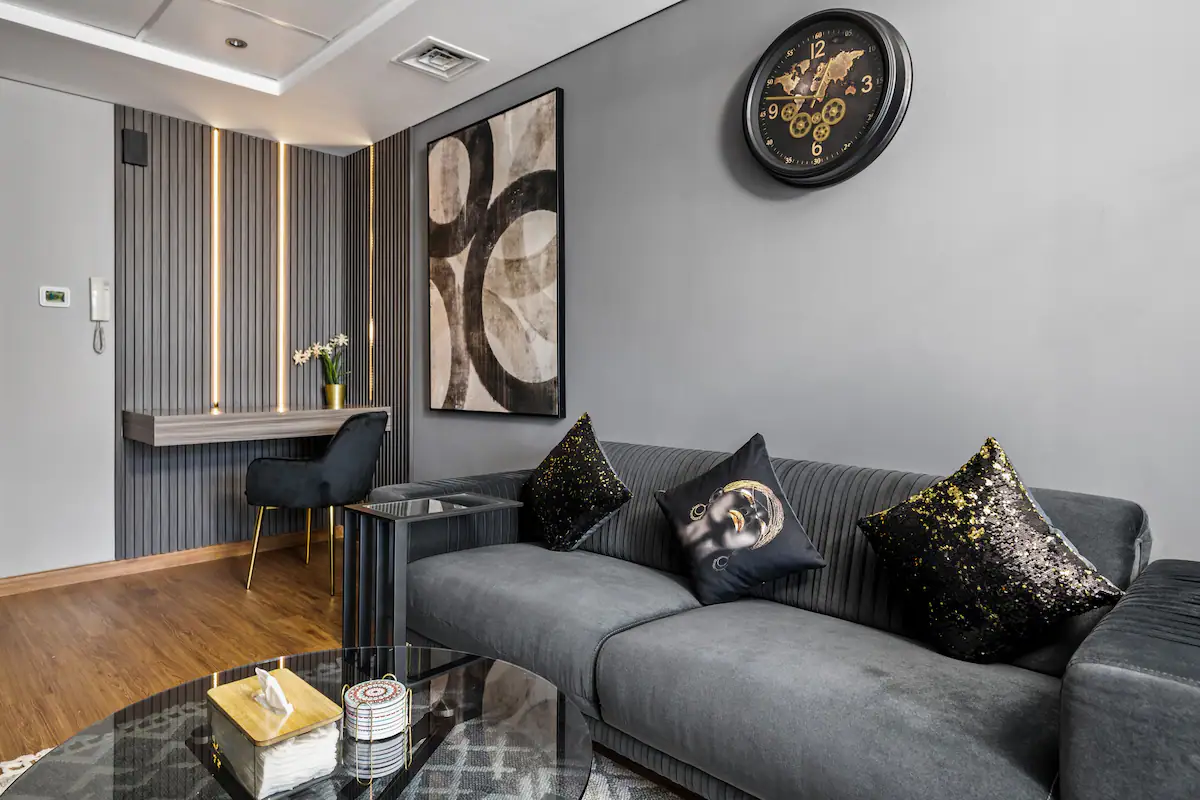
[288, 147, 344, 409]
[115, 107, 345, 559]
[375, 130, 411, 486]
[342, 148, 370, 420]
[221, 130, 276, 413]
[343, 132, 410, 488]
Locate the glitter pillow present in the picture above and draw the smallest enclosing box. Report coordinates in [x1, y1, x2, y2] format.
[655, 434, 826, 604]
[857, 438, 1123, 662]
[522, 413, 631, 551]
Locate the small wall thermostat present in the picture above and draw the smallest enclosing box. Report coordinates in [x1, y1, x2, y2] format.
[39, 286, 71, 308]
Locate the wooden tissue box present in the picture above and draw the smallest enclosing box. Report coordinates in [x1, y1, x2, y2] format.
[207, 668, 342, 799]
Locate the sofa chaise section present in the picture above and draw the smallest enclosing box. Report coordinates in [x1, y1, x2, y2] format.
[595, 599, 1062, 800]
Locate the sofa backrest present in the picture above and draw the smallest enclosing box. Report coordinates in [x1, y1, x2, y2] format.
[579, 443, 725, 572]
[589, 441, 1150, 637]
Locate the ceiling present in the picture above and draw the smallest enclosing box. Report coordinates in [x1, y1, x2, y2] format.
[0, 0, 681, 153]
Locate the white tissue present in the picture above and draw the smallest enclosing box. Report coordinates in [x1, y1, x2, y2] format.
[253, 668, 294, 716]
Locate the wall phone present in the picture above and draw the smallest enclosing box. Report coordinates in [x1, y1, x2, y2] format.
[90, 277, 111, 322]
[90, 277, 110, 354]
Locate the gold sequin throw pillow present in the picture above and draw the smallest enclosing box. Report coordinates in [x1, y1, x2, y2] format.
[857, 438, 1123, 662]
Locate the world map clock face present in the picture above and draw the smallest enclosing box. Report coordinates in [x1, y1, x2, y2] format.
[754, 23, 888, 173]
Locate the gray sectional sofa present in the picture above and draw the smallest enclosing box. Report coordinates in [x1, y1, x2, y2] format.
[372, 441, 1200, 800]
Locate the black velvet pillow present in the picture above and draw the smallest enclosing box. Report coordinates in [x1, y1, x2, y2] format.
[522, 413, 631, 552]
[655, 434, 826, 604]
[857, 437, 1123, 663]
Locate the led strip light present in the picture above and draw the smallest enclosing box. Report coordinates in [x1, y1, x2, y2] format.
[277, 143, 288, 412]
[368, 143, 376, 401]
[211, 128, 222, 411]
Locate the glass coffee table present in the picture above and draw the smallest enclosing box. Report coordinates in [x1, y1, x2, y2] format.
[5, 647, 592, 799]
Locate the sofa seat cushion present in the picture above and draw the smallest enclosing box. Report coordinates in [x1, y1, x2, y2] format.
[595, 600, 1061, 800]
[407, 543, 701, 718]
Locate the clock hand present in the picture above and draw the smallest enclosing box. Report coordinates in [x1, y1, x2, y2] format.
[811, 74, 832, 109]
[763, 95, 819, 102]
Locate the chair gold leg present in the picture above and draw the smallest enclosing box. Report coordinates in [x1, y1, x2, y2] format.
[305, 509, 312, 565]
[245, 507, 265, 590]
[328, 506, 336, 597]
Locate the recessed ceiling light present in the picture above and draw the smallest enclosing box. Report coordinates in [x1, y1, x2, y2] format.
[225, 38, 248, 49]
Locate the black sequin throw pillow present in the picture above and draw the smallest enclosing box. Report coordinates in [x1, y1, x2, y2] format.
[522, 413, 631, 552]
[857, 438, 1123, 662]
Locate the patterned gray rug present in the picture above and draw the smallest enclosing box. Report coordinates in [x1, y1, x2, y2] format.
[0, 740, 680, 798]
[0, 659, 686, 799]
[0, 753, 50, 796]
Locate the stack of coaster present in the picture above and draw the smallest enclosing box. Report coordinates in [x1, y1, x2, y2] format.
[342, 678, 411, 779]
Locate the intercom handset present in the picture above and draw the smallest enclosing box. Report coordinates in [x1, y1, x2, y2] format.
[90, 277, 110, 354]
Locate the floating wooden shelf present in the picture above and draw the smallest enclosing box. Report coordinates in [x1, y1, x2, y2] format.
[122, 406, 391, 447]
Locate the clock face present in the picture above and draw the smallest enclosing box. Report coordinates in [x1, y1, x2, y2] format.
[756, 25, 886, 171]
[743, 10, 912, 187]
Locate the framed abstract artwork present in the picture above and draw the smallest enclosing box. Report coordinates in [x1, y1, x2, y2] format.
[427, 88, 565, 417]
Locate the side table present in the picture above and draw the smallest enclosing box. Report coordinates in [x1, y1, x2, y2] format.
[341, 492, 523, 649]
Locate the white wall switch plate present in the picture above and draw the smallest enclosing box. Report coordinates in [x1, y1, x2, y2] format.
[39, 286, 70, 307]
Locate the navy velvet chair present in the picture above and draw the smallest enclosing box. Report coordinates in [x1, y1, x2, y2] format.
[244, 411, 387, 594]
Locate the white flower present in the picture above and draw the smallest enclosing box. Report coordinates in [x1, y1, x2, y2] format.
[292, 349, 310, 365]
[331, 333, 349, 347]
[309, 342, 326, 356]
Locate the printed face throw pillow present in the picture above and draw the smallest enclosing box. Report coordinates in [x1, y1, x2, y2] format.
[655, 434, 826, 604]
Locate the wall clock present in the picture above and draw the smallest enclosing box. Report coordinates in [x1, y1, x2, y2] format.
[742, 8, 912, 187]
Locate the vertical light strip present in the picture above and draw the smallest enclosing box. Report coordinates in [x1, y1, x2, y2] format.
[211, 128, 222, 411]
[368, 143, 376, 401]
[277, 142, 288, 412]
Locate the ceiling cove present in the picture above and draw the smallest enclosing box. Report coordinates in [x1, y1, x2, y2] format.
[0, 0, 418, 94]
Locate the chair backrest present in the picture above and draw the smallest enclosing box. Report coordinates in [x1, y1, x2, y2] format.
[586, 441, 1150, 637]
[321, 412, 388, 506]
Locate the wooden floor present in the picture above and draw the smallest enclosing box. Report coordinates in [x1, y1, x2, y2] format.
[0, 544, 341, 761]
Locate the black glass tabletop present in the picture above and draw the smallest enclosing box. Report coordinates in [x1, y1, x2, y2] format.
[349, 493, 523, 523]
[5, 647, 592, 800]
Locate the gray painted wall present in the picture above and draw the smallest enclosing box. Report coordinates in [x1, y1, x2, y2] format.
[407, 0, 1200, 562]
[0, 78, 115, 578]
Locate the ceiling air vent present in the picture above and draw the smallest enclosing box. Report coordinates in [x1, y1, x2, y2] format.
[392, 37, 488, 82]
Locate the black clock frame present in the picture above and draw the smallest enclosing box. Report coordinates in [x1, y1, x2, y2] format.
[742, 8, 913, 188]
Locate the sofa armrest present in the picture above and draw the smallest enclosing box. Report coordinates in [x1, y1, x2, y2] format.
[369, 470, 533, 562]
[1061, 559, 1200, 800]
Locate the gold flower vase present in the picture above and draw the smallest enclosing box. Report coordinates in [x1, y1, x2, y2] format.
[324, 384, 346, 410]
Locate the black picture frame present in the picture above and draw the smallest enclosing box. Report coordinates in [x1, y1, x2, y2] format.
[426, 88, 565, 418]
